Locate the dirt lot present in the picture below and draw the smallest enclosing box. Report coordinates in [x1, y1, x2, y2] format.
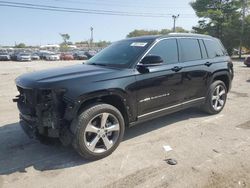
[0, 60, 250, 188]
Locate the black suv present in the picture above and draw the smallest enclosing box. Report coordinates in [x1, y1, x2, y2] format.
[14, 33, 234, 160]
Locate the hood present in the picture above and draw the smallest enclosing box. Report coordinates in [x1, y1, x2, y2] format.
[15, 64, 116, 89]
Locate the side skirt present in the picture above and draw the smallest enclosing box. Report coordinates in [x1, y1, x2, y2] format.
[129, 97, 205, 127]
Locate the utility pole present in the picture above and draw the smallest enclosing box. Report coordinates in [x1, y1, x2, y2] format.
[239, 0, 247, 59]
[172, 14, 180, 32]
[90, 27, 94, 50]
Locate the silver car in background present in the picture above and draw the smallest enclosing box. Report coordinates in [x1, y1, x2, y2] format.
[0, 52, 10, 61]
[17, 53, 31, 61]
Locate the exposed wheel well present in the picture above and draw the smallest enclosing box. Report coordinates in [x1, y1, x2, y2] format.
[213, 75, 229, 92]
[78, 95, 129, 126]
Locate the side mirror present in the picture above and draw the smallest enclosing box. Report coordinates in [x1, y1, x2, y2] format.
[139, 55, 164, 67]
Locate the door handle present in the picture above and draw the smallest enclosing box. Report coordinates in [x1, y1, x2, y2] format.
[204, 62, 212, 67]
[171, 66, 182, 72]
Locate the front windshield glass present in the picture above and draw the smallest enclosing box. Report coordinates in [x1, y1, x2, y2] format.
[86, 39, 153, 68]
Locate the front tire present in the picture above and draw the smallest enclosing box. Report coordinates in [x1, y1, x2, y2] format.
[71, 103, 125, 160]
[202, 80, 227, 115]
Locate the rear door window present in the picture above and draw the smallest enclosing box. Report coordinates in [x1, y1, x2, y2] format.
[179, 38, 202, 62]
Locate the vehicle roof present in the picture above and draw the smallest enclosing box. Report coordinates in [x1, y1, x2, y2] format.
[124, 33, 214, 41]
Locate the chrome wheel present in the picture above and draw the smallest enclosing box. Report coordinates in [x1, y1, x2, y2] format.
[83, 113, 120, 153]
[212, 85, 226, 111]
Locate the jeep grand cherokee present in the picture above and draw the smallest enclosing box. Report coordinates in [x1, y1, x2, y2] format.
[14, 33, 234, 160]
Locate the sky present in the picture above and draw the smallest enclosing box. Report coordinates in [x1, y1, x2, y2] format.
[0, 0, 199, 46]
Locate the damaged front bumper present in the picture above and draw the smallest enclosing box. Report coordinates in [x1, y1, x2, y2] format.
[19, 116, 37, 138]
[14, 86, 73, 142]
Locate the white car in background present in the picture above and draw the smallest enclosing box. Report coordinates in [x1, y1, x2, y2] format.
[45, 52, 60, 61]
[0, 52, 11, 61]
[17, 53, 31, 61]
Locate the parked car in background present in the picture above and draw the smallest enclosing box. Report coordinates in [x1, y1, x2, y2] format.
[60, 52, 74, 60]
[244, 56, 250, 67]
[73, 51, 88, 60]
[39, 52, 49, 60]
[31, 53, 40, 60]
[10, 53, 18, 61]
[0, 52, 10, 61]
[17, 53, 31, 61]
[45, 53, 60, 61]
[233, 49, 247, 55]
[85, 50, 97, 59]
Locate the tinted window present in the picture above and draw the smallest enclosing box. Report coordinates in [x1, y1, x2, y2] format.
[148, 39, 178, 64]
[199, 39, 208, 59]
[204, 39, 225, 58]
[179, 39, 202, 61]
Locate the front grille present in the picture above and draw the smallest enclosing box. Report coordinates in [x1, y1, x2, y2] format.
[15, 86, 66, 136]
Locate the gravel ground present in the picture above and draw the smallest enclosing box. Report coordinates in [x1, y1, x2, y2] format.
[0, 60, 250, 188]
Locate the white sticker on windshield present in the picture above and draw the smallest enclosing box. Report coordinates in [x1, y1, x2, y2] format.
[130, 42, 148, 47]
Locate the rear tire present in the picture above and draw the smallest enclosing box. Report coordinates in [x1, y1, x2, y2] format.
[71, 103, 125, 160]
[202, 80, 227, 115]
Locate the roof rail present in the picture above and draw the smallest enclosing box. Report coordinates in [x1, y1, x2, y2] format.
[168, 32, 212, 38]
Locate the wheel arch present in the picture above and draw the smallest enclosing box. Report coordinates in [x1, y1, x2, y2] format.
[211, 71, 231, 92]
[74, 89, 134, 127]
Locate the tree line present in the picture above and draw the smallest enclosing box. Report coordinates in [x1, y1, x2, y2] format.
[191, 0, 250, 55]
[127, 0, 250, 55]
[127, 27, 189, 38]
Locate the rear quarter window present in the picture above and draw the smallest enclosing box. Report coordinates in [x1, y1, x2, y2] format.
[204, 39, 225, 58]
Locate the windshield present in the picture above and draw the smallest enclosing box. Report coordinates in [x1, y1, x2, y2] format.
[86, 39, 153, 68]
